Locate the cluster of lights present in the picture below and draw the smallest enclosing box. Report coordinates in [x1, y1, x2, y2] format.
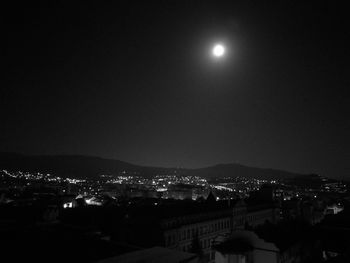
[1, 169, 85, 184]
[106, 174, 208, 188]
[211, 185, 234, 192]
[2, 167, 347, 205]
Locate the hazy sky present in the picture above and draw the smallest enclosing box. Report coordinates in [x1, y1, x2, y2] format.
[2, 1, 349, 179]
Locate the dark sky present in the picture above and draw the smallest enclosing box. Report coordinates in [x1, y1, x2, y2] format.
[2, 1, 349, 179]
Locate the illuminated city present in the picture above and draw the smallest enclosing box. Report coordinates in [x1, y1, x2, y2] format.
[2, 1, 349, 263]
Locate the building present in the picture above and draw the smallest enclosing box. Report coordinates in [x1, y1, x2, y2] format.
[213, 231, 278, 263]
[213, 221, 321, 263]
[162, 199, 279, 262]
[113, 197, 279, 263]
[96, 246, 199, 263]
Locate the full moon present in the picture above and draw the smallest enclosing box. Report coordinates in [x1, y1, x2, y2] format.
[212, 44, 225, 57]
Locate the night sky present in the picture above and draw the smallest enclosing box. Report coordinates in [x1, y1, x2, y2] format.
[2, 1, 349, 179]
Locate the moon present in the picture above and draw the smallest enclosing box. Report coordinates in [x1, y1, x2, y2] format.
[212, 44, 225, 57]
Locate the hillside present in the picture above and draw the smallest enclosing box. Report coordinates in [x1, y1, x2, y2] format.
[188, 163, 302, 180]
[0, 153, 304, 180]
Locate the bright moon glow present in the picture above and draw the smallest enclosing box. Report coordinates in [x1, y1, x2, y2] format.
[212, 44, 225, 57]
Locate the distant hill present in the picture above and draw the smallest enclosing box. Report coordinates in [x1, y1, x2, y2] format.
[186, 163, 302, 180]
[0, 152, 304, 180]
[0, 152, 170, 179]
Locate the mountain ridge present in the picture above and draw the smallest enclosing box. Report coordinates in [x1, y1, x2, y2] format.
[0, 152, 305, 180]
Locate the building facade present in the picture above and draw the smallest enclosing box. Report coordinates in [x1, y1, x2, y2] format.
[161, 200, 279, 262]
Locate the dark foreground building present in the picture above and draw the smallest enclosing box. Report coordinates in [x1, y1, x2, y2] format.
[112, 198, 280, 262]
